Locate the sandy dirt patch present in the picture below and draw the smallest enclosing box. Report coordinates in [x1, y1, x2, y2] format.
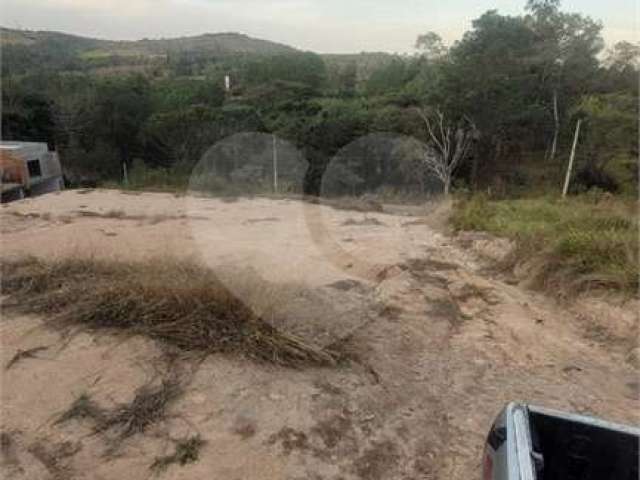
[1, 189, 637, 479]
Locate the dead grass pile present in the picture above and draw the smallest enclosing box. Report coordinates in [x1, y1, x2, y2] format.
[1, 256, 341, 367]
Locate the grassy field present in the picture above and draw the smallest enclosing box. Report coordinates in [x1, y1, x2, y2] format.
[451, 193, 639, 293]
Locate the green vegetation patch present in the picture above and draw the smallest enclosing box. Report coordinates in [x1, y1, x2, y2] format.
[452, 194, 639, 293]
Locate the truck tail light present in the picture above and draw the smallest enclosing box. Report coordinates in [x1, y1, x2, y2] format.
[483, 449, 493, 480]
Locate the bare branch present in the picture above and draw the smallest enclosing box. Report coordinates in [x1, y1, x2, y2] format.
[411, 107, 476, 195]
[413, 107, 447, 154]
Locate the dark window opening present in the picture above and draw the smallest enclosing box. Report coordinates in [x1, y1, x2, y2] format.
[27, 159, 42, 178]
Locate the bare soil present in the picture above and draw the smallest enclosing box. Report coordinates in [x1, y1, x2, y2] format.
[1, 189, 638, 479]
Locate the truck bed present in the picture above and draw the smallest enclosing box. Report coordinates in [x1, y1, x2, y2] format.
[528, 406, 638, 480]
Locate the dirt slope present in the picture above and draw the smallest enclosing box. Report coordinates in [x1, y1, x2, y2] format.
[1, 190, 637, 479]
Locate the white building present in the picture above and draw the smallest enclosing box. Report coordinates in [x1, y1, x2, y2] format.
[1, 141, 64, 202]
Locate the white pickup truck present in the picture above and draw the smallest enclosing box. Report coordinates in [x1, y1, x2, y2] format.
[483, 403, 639, 480]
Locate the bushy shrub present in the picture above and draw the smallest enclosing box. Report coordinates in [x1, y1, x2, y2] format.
[573, 164, 620, 193]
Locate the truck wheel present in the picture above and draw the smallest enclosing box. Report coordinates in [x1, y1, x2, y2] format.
[16, 187, 25, 200]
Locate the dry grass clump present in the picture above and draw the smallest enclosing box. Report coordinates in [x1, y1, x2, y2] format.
[55, 393, 106, 426]
[97, 379, 182, 438]
[73, 210, 207, 225]
[8, 211, 42, 219]
[341, 217, 386, 227]
[1, 256, 341, 367]
[56, 382, 182, 444]
[74, 209, 127, 219]
[150, 435, 206, 473]
[5, 346, 49, 370]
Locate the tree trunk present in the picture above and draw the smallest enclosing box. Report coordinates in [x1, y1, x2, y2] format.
[443, 177, 451, 196]
[470, 155, 479, 191]
[550, 89, 559, 162]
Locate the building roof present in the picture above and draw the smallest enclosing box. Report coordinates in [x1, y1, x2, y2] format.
[0, 141, 49, 150]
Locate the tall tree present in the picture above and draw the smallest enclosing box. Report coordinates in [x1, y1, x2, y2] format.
[439, 10, 541, 187]
[525, 0, 604, 161]
[605, 41, 640, 72]
[415, 32, 447, 60]
[414, 107, 477, 195]
[92, 76, 152, 179]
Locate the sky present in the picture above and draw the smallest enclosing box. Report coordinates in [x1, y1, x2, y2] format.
[1, 0, 637, 53]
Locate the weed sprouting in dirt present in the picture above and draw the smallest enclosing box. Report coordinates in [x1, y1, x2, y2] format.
[54, 379, 184, 447]
[55, 393, 106, 426]
[5, 346, 48, 370]
[150, 435, 206, 473]
[0, 256, 342, 367]
[98, 379, 182, 439]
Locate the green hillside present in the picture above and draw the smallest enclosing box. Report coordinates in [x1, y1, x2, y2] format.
[0, 28, 296, 55]
[0, 27, 298, 75]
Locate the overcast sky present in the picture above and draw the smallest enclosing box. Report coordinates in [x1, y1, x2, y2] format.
[1, 0, 637, 53]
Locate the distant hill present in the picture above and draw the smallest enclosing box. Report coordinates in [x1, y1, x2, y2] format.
[0, 27, 297, 57]
[1, 27, 397, 84]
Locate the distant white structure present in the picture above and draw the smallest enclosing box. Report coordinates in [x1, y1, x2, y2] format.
[224, 74, 231, 92]
[0, 141, 64, 202]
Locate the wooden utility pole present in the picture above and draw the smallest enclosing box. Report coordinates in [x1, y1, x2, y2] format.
[562, 118, 582, 198]
[272, 134, 278, 194]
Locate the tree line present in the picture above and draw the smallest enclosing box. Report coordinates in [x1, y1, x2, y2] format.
[2, 0, 638, 197]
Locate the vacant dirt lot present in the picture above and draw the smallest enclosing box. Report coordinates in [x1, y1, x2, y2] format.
[1, 190, 638, 479]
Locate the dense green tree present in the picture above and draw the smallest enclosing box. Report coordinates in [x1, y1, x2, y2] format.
[575, 93, 637, 169]
[365, 59, 416, 96]
[90, 76, 152, 179]
[151, 78, 225, 111]
[435, 11, 542, 187]
[415, 32, 447, 60]
[1, 77, 56, 145]
[244, 52, 327, 91]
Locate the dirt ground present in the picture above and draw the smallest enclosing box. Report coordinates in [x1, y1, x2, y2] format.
[1, 189, 638, 480]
